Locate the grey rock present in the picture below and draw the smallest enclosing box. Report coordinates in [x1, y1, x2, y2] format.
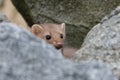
[12, 0, 120, 48]
[73, 6, 120, 79]
[0, 22, 117, 80]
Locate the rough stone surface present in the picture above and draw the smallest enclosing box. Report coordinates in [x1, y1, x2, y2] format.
[12, 0, 120, 48]
[0, 22, 117, 80]
[73, 6, 120, 79]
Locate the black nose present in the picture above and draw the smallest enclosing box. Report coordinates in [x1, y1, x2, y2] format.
[55, 43, 63, 49]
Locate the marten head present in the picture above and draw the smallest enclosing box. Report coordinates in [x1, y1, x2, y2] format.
[31, 23, 65, 49]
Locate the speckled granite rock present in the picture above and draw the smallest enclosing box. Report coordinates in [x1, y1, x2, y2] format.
[73, 6, 120, 79]
[0, 22, 117, 80]
[12, 0, 120, 48]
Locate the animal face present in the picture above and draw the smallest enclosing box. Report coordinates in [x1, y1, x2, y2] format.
[31, 23, 65, 49]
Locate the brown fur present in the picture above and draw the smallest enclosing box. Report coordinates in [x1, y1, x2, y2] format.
[31, 23, 65, 49]
[0, 0, 30, 30]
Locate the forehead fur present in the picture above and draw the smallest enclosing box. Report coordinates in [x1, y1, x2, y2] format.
[40, 23, 64, 33]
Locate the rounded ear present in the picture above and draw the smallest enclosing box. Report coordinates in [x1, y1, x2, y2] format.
[61, 23, 65, 33]
[31, 24, 43, 35]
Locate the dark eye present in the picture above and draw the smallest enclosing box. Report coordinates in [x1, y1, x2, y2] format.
[46, 35, 51, 40]
[60, 34, 63, 39]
